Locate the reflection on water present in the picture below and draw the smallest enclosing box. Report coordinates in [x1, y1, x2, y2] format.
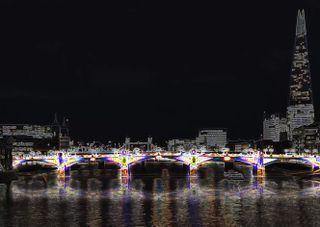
[1, 161, 320, 226]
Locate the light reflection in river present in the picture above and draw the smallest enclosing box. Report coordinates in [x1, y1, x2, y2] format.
[1, 161, 320, 226]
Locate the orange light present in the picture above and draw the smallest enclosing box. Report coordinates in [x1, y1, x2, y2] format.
[224, 156, 231, 162]
[57, 168, 65, 178]
[121, 168, 128, 177]
[190, 169, 197, 176]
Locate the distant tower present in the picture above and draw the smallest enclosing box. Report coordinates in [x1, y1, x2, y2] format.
[287, 9, 314, 139]
[53, 112, 59, 126]
[59, 116, 70, 149]
[61, 116, 69, 137]
[52, 113, 61, 149]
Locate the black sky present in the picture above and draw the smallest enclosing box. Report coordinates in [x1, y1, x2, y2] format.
[1, 0, 320, 143]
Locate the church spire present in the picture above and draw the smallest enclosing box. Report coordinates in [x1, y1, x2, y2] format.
[62, 116, 67, 127]
[53, 112, 59, 125]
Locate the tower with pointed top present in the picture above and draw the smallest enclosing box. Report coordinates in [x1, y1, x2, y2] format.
[51, 112, 61, 149]
[51, 113, 70, 149]
[287, 9, 314, 140]
[53, 112, 59, 126]
[59, 116, 70, 149]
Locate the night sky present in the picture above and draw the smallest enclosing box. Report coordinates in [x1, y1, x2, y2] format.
[1, 0, 320, 143]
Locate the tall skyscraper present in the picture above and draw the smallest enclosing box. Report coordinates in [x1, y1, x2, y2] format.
[287, 9, 314, 139]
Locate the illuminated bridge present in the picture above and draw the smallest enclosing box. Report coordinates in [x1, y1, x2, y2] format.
[11, 150, 320, 178]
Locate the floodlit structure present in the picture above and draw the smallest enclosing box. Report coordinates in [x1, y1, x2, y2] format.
[287, 9, 315, 140]
[12, 152, 82, 178]
[263, 113, 288, 142]
[196, 129, 227, 148]
[124, 137, 153, 151]
[11, 149, 320, 178]
[0, 113, 71, 153]
[167, 138, 196, 151]
[292, 122, 320, 153]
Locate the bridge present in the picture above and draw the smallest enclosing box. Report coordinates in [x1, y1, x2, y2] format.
[235, 151, 320, 175]
[9, 149, 320, 179]
[12, 149, 212, 178]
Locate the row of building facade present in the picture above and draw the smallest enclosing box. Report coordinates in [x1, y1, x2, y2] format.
[167, 128, 228, 151]
[0, 113, 71, 154]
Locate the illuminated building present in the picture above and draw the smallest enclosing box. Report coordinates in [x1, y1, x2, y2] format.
[196, 129, 227, 149]
[227, 139, 253, 152]
[0, 113, 70, 153]
[292, 122, 320, 153]
[287, 9, 314, 139]
[167, 138, 196, 151]
[124, 137, 153, 151]
[58, 116, 71, 149]
[167, 129, 228, 151]
[263, 113, 288, 142]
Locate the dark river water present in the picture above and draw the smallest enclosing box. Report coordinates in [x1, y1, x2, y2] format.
[1, 161, 320, 227]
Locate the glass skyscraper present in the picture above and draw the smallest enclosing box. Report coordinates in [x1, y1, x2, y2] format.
[287, 9, 314, 139]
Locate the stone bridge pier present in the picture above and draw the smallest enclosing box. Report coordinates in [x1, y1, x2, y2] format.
[57, 153, 68, 178]
[252, 151, 265, 177]
[107, 150, 147, 178]
[176, 151, 212, 177]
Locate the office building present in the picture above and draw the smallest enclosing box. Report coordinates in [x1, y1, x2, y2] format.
[292, 122, 320, 152]
[263, 113, 288, 142]
[196, 129, 227, 148]
[287, 9, 315, 139]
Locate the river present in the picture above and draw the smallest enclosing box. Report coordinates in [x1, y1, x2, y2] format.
[1, 161, 320, 226]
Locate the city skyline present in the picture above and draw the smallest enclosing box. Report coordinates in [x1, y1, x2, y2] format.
[2, 3, 320, 226]
[1, 2, 320, 143]
[262, 9, 316, 150]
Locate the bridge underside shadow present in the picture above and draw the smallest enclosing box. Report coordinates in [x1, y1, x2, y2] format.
[13, 160, 57, 170]
[130, 158, 228, 177]
[130, 159, 190, 176]
[264, 161, 313, 172]
[235, 157, 317, 175]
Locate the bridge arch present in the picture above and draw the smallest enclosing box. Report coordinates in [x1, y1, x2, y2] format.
[264, 158, 314, 169]
[105, 155, 190, 169]
[13, 155, 84, 169]
[13, 159, 57, 169]
[236, 156, 317, 170]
